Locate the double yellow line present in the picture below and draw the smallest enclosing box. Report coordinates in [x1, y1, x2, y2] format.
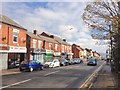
[80, 61, 105, 88]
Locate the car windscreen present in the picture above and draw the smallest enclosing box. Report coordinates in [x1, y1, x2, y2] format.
[21, 61, 28, 64]
[88, 59, 95, 62]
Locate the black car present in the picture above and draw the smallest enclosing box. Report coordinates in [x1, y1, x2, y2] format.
[8, 60, 20, 69]
[87, 58, 97, 66]
[60, 59, 69, 66]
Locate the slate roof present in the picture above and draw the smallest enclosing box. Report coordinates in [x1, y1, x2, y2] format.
[41, 32, 71, 45]
[38, 34, 58, 44]
[54, 36, 70, 45]
[0, 15, 27, 30]
[27, 32, 43, 40]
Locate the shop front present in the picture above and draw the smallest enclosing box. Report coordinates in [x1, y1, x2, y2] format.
[8, 46, 27, 69]
[53, 52, 61, 60]
[30, 48, 45, 63]
[0, 45, 9, 70]
[66, 52, 73, 59]
[44, 50, 54, 62]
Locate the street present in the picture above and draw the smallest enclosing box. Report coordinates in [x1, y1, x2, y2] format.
[2, 60, 104, 89]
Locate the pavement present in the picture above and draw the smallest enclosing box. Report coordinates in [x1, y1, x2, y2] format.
[0, 68, 21, 76]
[90, 63, 116, 89]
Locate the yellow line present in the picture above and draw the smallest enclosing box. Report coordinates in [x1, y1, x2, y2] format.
[80, 61, 105, 88]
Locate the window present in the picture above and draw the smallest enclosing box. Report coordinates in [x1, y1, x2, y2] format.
[62, 45, 64, 52]
[33, 39, 37, 48]
[13, 29, 19, 43]
[38, 40, 42, 49]
[49, 43, 52, 50]
[65, 46, 66, 51]
[0, 23, 2, 29]
[55, 44, 58, 51]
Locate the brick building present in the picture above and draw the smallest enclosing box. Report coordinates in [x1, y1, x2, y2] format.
[41, 32, 73, 59]
[0, 15, 27, 69]
[26, 30, 44, 63]
[72, 44, 84, 58]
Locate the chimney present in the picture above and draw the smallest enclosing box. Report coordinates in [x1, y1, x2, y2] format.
[33, 30, 37, 35]
[50, 35, 54, 38]
[63, 39, 66, 42]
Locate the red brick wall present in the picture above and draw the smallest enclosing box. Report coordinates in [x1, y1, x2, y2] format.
[0, 23, 26, 47]
[72, 45, 80, 58]
[30, 38, 43, 49]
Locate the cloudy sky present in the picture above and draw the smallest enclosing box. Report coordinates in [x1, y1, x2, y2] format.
[1, 1, 108, 56]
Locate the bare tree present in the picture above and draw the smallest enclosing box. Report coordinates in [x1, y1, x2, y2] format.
[82, 0, 119, 35]
[82, 0, 120, 88]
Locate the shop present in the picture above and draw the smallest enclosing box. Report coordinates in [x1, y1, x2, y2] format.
[53, 52, 61, 60]
[30, 48, 45, 63]
[8, 46, 27, 69]
[66, 52, 73, 59]
[44, 50, 53, 62]
[0, 45, 9, 70]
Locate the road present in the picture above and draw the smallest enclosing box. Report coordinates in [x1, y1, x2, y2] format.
[2, 60, 104, 89]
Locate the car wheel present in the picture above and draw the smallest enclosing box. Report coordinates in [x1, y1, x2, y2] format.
[30, 67, 33, 72]
[40, 66, 44, 70]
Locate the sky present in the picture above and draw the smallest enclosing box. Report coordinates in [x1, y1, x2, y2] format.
[1, 1, 108, 56]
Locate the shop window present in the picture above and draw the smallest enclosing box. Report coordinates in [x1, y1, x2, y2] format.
[13, 29, 19, 43]
[62, 45, 64, 52]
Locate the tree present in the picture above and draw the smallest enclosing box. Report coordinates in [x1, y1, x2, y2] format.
[82, 0, 119, 35]
[82, 0, 120, 88]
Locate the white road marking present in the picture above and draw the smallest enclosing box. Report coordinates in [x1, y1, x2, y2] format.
[1, 79, 31, 89]
[44, 70, 59, 76]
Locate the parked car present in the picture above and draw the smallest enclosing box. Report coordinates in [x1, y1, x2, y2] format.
[8, 60, 20, 69]
[73, 58, 83, 64]
[19, 60, 44, 72]
[87, 58, 97, 66]
[60, 59, 69, 66]
[44, 60, 53, 68]
[14, 61, 20, 67]
[66, 58, 74, 65]
[49, 59, 60, 68]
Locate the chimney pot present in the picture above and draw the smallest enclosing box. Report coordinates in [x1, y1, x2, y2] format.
[63, 39, 66, 42]
[33, 30, 37, 35]
[50, 35, 54, 38]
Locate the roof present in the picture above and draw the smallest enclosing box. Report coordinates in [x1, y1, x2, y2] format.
[27, 32, 43, 40]
[54, 36, 70, 45]
[40, 32, 70, 45]
[0, 15, 27, 30]
[38, 35, 58, 44]
[76, 47, 80, 50]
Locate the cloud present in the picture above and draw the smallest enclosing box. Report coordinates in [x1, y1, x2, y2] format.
[2, 2, 107, 54]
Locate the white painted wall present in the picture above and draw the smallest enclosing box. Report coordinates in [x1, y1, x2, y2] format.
[0, 53, 8, 70]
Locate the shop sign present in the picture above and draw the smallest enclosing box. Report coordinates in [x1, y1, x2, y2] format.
[46, 50, 53, 54]
[32, 49, 46, 54]
[9, 46, 27, 53]
[0, 46, 9, 52]
[66, 52, 73, 55]
[0, 46, 9, 50]
[53, 52, 61, 56]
